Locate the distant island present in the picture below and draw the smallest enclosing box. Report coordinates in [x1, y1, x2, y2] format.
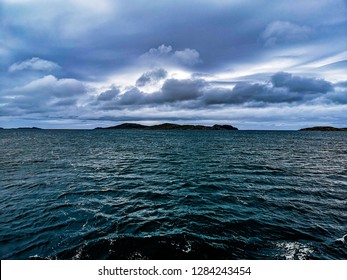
[17, 127, 42, 130]
[300, 126, 347, 131]
[0, 127, 43, 130]
[95, 123, 238, 130]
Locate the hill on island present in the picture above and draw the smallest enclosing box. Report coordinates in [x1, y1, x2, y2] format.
[300, 126, 347, 131]
[95, 123, 238, 130]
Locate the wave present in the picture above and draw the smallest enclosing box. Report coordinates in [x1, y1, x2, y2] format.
[33, 232, 343, 260]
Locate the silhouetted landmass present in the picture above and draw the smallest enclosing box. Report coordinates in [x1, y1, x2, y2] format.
[17, 127, 42, 130]
[212, 124, 238, 130]
[96, 123, 147, 130]
[300, 126, 347, 131]
[96, 122, 238, 130]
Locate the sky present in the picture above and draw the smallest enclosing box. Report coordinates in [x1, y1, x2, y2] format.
[0, 0, 346, 129]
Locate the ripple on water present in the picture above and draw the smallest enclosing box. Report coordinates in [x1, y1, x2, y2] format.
[1, 130, 347, 259]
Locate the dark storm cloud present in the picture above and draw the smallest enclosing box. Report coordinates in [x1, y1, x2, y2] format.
[321, 79, 347, 104]
[97, 86, 120, 101]
[0, 0, 345, 90]
[271, 72, 333, 93]
[4, 0, 345, 80]
[324, 90, 347, 104]
[202, 74, 330, 106]
[136, 68, 168, 87]
[96, 78, 206, 109]
[95, 72, 338, 111]
[117, 87, 145, 105]
[207, 73, 336, 105]
[159, 79, 206, 102]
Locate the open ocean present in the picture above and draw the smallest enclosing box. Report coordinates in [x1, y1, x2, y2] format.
[0, 129, 346, 259]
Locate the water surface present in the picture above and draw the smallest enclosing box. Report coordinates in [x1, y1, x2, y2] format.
[0, 130, 346, 259]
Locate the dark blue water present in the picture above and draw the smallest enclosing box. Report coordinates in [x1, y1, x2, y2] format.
[0, 129, 346, 259]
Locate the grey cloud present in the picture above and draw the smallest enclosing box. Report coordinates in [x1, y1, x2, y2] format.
[321, 87, 347, 104]
[229, 83, 269, 103]
[124, 79, 205, 105]
[271, 72, 333, 93]
[52, 98, 77, 107]
[2, 0, 347, 128]
[261, 21, 313, 47]
[95, 78, 206, 109]
[140, 44, 174, 62]
[202, 82, 302, 105]
[191, 72, 214, 79]
[93, 87, 142, 110]
[97, 86, 120, 101]
[1, 75, 86, 114]
[96, 73, 337, 111]
[160, 78, 205, 102]
[334, 81, 347, 88]
[9, 57, 60, 72]
[146, 45, 173, 57]
[201, 87, 234, 105]
[118, 87, 145, 105]
[203, 73, 334, 105]
[9, 75, 86, 98]
[2, 0, 346, 83]
[136, 68, 168, 87]
[141, 45, 201, 66]
[174, 49, 201, 66]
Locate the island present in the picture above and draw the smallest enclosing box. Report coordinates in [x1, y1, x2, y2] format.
[95, 123, 238, 130]
[299, 126, 347, 131]
[17, 127, 42, 130]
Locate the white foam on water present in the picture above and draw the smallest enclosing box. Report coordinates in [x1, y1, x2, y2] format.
[275, 241, 314, 260]
[334, 234, 347, 244]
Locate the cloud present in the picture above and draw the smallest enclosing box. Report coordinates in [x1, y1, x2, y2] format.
[95, 72, 337, 111]
[118, 87, 144, 106]
[141, 44, 201, 66]
[11, 75, 86, 97]
[335, 81, 347, 88]
[159, 78, 205, 102]
[9, 57, 60, 72]
[95, 78, 206, 109]
[321, 80, 347, 104]
[271, 72, 333, 93]
[261, 21, 313, 47]
[97, 86, 120, 101]
[146, 45, 173, 57]
[136, 68, 168, 87]
[202, 82, 302, 105]
[4, 72, 335, 119]
[203, 73, 334, 105]
[1, 75, 86, 114]
[174, 49, 201, 66]
[125, 79, 206, 105]
[323, 89, 347, 104]
[1, 1, 347, 128]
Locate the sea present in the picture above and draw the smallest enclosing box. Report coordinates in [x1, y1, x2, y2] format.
[0, 129, 346, 260]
